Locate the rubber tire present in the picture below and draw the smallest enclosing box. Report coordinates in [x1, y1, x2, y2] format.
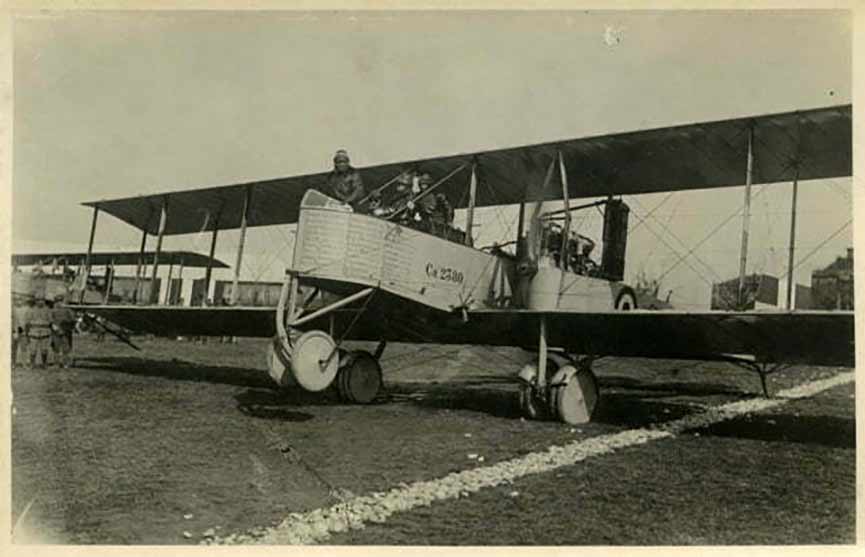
[266, 338, 293, 388]
[291, 330, 339, 392]
[556, 365, 600, 425]
[342, 351, 382, 404]
[547, 366, 572, 419]
[335, 350, 353, 402]
[518, 384, 543, 420]
[615, 288, 637, 311]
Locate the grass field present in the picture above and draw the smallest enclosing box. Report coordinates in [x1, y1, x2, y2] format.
[10, 335, 856, 545]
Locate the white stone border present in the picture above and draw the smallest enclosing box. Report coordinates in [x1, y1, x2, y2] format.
[209, 370, 854, 545]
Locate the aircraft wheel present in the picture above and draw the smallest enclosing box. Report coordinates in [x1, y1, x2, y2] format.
[615, 288, 637, 311]
[518, 384, 544, 420]
[552, 363, 599, 424]
[267, 338, 293, 388]
[334, 349, 356, 402]
[547, 366, 570, 419]
[338, 350, 382, 404]
[291, 330, 340, 392]
[516, 359, 559, 420]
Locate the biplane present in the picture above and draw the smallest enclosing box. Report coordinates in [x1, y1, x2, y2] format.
[69, 104, 854, 424]
[12, 250, 229, 305]
[12, 250, 230, 349]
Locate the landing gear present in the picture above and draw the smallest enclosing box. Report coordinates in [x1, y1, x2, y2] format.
[518, 357, 558, 420]
[268, 272, 382, 401]
[517, 316, 601, 424]
[518, 356, 600, 424]
[266, 329, 339, 391]
[336, 350, 383, 404]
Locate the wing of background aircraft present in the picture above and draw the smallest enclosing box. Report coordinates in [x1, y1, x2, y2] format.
[72, 104, 853, 370]
[12, 251, 229, 268]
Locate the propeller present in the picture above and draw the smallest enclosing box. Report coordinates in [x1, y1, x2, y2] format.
[518, 158, 557, 277]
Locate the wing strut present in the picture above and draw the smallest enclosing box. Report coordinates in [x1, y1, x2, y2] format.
[202, 206, 222, 306]
[537, 316, 548, 390]
[231, 187, 252, 305]
[556, 150, 572, 306]
[785, 113, 802, 310]
[289, 287, 375, 328]
[79, 205, 99, 303]
[148, 197, 168, 304]
[736, 124, 755, 308]
[557, 150, 572, 273]
[132, 227, 147, 304]
[465, 161, 478, 246]
[103, 259, 115, 304]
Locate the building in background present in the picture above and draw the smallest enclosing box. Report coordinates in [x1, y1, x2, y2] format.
[812, 248, 854, 310]
[711, 273, 779, 310]
[710, 273, 814, 311]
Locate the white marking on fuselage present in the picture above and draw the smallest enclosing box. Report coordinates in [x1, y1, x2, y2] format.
[209, 371, 853, 545]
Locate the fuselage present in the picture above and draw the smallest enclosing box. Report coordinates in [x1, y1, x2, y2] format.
[290, 190, 632, 314]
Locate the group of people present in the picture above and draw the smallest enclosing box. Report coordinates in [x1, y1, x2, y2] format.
[12, 294, 77, 369]
[325, 150, 465, 243]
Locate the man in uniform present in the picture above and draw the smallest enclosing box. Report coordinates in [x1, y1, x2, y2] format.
[26, 296, 53, 368]
[11, 299, 27, 368]
[51, 294, 77, 368]
[326, 150, 366, 210]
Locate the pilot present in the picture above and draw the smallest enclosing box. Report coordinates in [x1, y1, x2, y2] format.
[326, 149, 366, 210]
[27, 296, 53, 368]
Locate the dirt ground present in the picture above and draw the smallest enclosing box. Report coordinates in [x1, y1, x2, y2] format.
[10, 335, 856, 545]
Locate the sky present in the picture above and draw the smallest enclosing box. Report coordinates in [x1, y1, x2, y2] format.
[11, 10, 853, 308]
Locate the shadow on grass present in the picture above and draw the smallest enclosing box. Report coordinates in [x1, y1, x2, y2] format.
[77, 356, 273, 389]
[384, 380, 710, 426]
[696, 413, 855, 449]
[237, 403, 315, 422]
[78, 356, 826, 445]
[386, 382, 519, 419]
[600, 375, 749, 397]
[592, 392, 698, 427]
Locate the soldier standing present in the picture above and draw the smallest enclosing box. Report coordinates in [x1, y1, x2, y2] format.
[26, 296, 53, 368]
[51, 294, 77, 368]
[11, 299, 26, 368]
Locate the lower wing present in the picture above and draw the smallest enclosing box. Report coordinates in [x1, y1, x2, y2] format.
[73, 300, 853, 368]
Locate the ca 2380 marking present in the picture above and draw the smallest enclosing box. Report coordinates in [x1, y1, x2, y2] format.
[425, 263, 464, 284]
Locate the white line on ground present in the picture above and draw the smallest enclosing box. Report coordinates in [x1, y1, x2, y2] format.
[209, 370, 854, 545]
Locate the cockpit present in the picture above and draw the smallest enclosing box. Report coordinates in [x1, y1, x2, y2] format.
[538, 223, 600, 277]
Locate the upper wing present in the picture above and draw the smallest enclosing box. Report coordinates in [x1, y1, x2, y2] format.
[84, 104, 851, 236]
[75, 302, 854, 368]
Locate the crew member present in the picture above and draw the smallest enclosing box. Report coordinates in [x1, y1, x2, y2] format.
[27, 296, 53, 368]
[430, 192, 454, 237]
[51, 294, 77, 368]
[388, 171, 416, 223]
[326, 150, 365, 209]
